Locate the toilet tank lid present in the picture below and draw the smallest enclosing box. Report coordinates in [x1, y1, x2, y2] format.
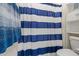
[57, 49, 78, 56]
[69, 36, 79, 41]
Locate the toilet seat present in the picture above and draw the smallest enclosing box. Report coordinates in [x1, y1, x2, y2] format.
[57, 49, 78, 56]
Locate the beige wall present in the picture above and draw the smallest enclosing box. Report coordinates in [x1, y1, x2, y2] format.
[62, 3, 79, 49]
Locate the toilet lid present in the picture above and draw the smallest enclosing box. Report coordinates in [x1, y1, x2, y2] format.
[57, 49, 78, 56]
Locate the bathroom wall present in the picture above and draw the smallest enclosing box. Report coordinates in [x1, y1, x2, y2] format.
[67, 21, 79, 33]
[65, 4, 79, 48]
[66, 8, 79, 33]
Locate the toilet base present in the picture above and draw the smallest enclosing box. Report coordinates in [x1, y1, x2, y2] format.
[57, 49, 78, 56]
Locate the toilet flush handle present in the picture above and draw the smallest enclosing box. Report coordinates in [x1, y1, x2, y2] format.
[74, 48, 79, 54]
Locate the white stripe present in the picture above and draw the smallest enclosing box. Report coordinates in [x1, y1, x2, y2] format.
[20, 14, 61, 23]
[18, 40, 62, 51]
[18, 43, 24, 52]
[17, 3, 62, 12]
[39, 53, 56, 56]
[21, 28, 62, 35]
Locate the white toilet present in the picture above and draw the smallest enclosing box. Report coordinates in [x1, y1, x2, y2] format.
[57, 36, 79, 56]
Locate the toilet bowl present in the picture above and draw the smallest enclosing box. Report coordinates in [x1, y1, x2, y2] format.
[57, 49, 78, 56]
[57, 36, 79, 56]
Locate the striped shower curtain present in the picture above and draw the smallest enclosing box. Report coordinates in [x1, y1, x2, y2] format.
[18, 3, 63, 56]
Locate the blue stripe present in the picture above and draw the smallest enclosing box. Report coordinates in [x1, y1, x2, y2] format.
[19, 34, 62, 43]
[18, 46, 63, 56]
[21, 21, 62, 28]
[19, 7, 62, 17]
[41, 3, 62, 7]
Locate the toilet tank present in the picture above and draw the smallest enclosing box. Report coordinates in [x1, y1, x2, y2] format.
[69, 36, 79, 50]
